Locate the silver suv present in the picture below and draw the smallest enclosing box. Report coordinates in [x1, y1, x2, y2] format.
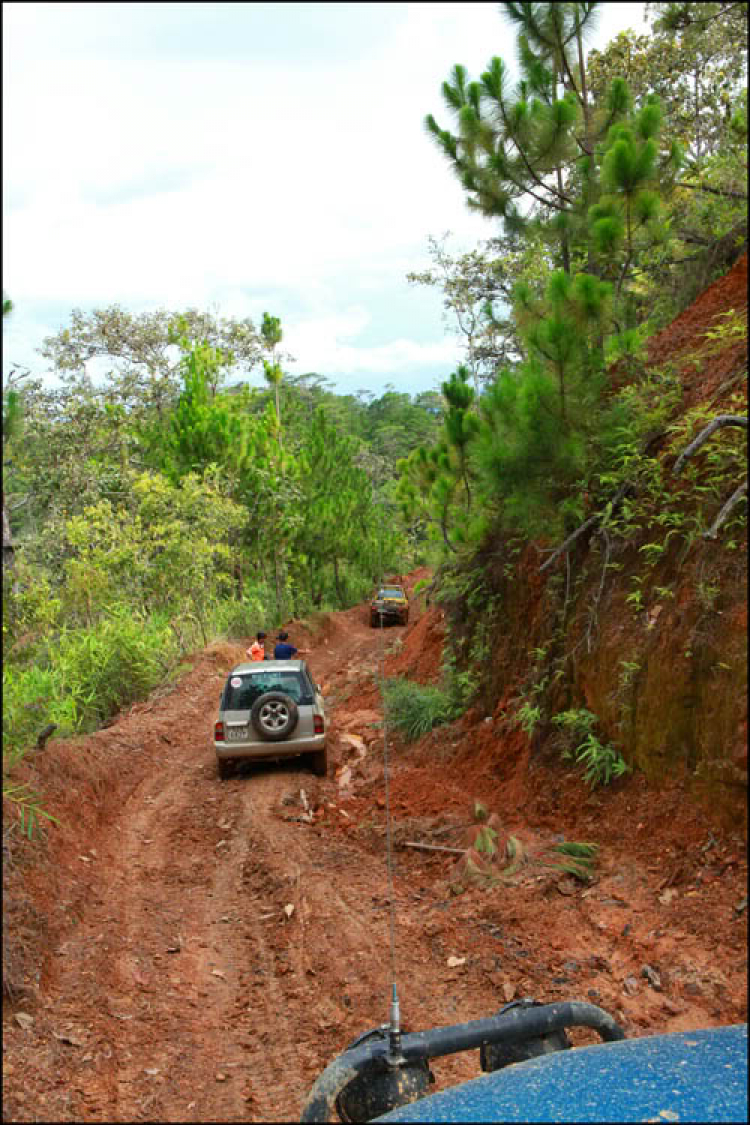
[213, 659, 327, 780]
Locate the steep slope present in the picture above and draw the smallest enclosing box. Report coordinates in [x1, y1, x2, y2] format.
[415, 252, 747, 826]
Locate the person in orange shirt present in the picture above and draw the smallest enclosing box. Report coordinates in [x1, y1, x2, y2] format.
[246, 631, 268, 661]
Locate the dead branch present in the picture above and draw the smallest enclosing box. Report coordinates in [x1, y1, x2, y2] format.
[673, 415, 747, 476]
[402, 841, 465, 854]
[676, 181, 748, 202]
[539, 482, 631, 573]
[704, 479, 748, 539]
[34, 723, 57, 752]
[539, 514, 598, 573]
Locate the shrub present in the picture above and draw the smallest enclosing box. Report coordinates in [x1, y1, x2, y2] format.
[382, 677, 457, 742]
[2, 664, 60, 760]
[552, 708, 630, 787]
[208, 589, 269, 641]
[52, 609, 177, 729]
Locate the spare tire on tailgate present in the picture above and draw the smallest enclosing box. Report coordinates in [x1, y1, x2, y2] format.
[250, 692, 299, 741]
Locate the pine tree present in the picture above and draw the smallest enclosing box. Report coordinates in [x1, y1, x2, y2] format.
[425, 2, 614, 274]
[261, 312, 284, 447]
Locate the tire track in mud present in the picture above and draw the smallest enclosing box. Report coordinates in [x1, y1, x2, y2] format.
[221, 768, 402, 1121]
[83, 609, 398, 1122]
[13, 599, 465, 1122]
[47, 738, 251, 1121]
[221, 771, 315, 1121]
[102, 759, 251, 1122]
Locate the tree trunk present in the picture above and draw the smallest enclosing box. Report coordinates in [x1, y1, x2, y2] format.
[333, 556, 344, 603]
[3, 495, 15, 573]
[274, 542, 284, 624]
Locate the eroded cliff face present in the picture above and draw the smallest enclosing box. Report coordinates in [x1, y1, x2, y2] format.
[443, 254, 748, 825]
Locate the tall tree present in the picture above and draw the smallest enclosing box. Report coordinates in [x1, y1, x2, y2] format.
[293, 408, 376, 604]
[586, 4, 748, 318]
[260, 311, 284, 447]
[425, 2, 612, 274]
[162, 339, 254, 485]
[2, 297, 20, 575]
[40, 305, 264, 434]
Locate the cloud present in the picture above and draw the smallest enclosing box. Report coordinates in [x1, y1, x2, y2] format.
[3, 2, 647, 396]
[285, 307, 460, 376]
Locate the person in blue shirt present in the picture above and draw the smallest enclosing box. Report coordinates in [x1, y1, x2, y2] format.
[273, 631, 310, 659]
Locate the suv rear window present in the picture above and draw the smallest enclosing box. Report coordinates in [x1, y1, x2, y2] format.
[379, 587, 404, 598]
[222, 670, 311, 711]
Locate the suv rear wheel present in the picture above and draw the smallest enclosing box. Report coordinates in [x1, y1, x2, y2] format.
[217, 757, 233, 780]
[309, 747, 328, 776]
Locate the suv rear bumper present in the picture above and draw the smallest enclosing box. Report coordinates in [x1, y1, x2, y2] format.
[215, 733, 326, 762]
[371, 607, 408, 623]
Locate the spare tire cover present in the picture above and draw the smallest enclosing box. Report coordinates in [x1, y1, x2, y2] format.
[250, 692, 299, 741]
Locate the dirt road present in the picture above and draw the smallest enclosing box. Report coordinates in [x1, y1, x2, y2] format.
[3, 581, 747, 1122]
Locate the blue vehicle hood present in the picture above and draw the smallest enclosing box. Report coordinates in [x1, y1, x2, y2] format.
[376, 1024, 748, 1123]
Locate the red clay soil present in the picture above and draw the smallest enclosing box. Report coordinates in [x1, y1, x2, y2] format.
[644, 251, 747, 411]
[3, 567, 747, 1123]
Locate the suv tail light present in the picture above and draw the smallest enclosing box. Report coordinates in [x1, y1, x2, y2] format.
[313, 716, 324, 735]
[214, 720, 225, 742]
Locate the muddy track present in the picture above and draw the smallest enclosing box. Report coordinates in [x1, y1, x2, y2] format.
[3, 587, 747, 1123]
[9, 608, 424, 1123]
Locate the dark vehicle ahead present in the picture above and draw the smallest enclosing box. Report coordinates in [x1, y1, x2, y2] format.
[369, 585, 409, 627]
[213, 659, 326, 779]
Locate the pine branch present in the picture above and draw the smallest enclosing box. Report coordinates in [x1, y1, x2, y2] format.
[539, 481, 632, 573]
[493, 85, 575, 209]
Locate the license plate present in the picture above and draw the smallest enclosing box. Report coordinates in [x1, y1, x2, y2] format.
[226, 727, 248, 741]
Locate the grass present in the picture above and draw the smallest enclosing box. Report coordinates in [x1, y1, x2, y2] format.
[381, 677, 457, 742]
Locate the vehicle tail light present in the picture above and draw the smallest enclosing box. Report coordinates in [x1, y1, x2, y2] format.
[214, 721, 225, 742]
[314, 716, 324, 735]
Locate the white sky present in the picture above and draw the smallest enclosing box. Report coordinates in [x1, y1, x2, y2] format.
[3, 2, 648, 397]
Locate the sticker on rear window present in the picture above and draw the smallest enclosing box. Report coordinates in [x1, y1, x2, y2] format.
[230, 676, 242, 688]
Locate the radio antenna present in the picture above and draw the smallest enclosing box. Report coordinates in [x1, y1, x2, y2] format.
[376, 501, 403, 1061]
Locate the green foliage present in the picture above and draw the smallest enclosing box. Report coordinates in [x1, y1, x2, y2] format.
[3, 663, 61, 759]
[162, 340, 254, 484]
[3, 562, 62, 657]
[291, 407, 390, 606]
[50, 610, 177, 730]
[587, 13, 748, 324]
[474, 823, 499, 857]
[441, 645, 481, 712]
[565, 733, 631, 787]
[552, 708, 630, 787]
[61, 470, 246, 631]
[209, 583, 273, 640]
[517, 700, 542, 736]
[381, 677, 458, 741]
[618, 659, 642, 693]
[3, 778, 59, 839]
[547, 840, 600, 882]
